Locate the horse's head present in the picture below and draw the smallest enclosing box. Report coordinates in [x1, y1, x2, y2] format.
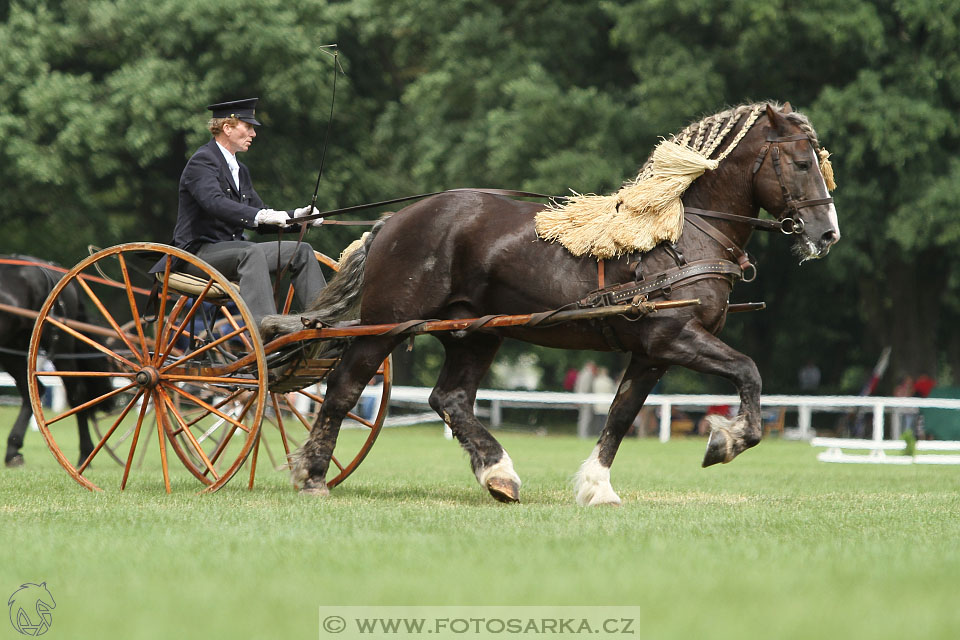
[753, 103, 840, 261]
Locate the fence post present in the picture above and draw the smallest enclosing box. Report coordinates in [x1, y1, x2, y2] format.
[491, 400, 502, 428]
[873, 401, 885, 442]
[659, 402, 672, 442]
[798, 405, 812, 440]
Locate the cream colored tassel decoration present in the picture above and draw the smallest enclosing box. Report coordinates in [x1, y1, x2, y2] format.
[819, 148, 836, 191]
[536, 139, 718, 258]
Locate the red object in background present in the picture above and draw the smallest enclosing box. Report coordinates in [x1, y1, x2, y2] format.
[705, 404, 731, 417]
[913, 375, 936, 398]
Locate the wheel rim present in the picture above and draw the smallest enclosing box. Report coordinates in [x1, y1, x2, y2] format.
[27, 243, 267, 493]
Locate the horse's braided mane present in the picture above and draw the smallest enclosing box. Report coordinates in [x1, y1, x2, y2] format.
[642, 102, 825, 169]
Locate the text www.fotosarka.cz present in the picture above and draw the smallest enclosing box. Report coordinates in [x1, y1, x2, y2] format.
[319, 606, 641, 638]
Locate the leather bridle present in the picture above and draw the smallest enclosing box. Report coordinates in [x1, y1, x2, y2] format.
[751, 131, 834, 235]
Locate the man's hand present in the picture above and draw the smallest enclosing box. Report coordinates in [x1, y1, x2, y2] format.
[255, 208, 291, 226]
[293, 205, 324, 227]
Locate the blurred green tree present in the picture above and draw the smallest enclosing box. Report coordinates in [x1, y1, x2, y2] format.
[2, 0, 958, 394]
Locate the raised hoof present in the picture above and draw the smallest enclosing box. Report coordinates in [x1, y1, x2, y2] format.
[486, 477, 520, 503]
[702, 428, 734, 467]
[299, 478, 330, 497]
[5, 454, 25, 468]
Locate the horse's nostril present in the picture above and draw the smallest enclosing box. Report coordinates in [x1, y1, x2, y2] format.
[821, 229, 839, 245]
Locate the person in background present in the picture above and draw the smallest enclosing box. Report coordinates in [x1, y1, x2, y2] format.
[913, 374, 935, 398]
[574, 361, 596, 438]
[893, 375, 917, 437]
[163, 97, 327, 327]
[590, 366, 615, 435]
[798, 360, 821, 393]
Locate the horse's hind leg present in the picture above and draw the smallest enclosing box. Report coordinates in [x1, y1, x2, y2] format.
[429, 333, 520, 503]
[74, 411, 96, 468]
[5, 403, 32, 467]
[290, 335, 401, 496]
[575, 357, 666, 506]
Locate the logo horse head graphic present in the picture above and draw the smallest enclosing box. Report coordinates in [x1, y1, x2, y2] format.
[7, 583, 56, 636]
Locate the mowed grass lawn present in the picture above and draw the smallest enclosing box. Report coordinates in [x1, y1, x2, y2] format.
[2, 406, 959, 640]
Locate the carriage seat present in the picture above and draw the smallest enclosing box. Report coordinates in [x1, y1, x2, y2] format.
[157, 271, 238, 302]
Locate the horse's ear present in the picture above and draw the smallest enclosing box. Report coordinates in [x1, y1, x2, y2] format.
[765, 103, 788, 135]
[781, 101, 792, 114]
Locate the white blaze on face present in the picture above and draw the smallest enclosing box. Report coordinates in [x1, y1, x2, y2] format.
[812, 149, 840, 240]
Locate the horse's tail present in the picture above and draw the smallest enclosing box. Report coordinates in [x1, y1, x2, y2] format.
[260, 215, 391, 338]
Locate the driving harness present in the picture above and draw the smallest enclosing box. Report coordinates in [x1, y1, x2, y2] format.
[578, 131, 834, 350]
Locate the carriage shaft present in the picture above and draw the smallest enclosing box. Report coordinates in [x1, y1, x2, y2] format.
[259, 298, 701, 358]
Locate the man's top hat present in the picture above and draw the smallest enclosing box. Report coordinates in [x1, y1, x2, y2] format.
[206, 98, 261, 125]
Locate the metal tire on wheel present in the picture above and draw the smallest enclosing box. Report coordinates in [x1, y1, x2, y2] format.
[27, 243, 268, 493]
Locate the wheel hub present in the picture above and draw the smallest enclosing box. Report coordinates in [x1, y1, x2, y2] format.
[135, 366, 161, 388]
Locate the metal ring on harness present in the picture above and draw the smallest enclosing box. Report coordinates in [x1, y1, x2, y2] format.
[740, 262, 757, 283]
[780, 216, 805, 235]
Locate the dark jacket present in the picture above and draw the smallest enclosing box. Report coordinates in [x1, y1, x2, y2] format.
[171, 139, 266, 252]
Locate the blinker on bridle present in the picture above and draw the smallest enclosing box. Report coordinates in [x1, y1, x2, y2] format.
[752, 131, 834, 235]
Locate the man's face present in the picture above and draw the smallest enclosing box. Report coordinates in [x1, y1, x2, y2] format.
[222, 120, 257, 154]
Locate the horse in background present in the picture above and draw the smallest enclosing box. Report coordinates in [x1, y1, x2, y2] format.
[1, 255, 114, 467]
[263, 102, 840, 504]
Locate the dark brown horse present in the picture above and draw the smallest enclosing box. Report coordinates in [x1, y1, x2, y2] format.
[1, 256, 114, 467]
[263, 102, 840, 504]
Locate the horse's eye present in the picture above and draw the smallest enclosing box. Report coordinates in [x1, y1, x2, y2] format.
[795, 160, 811, 171]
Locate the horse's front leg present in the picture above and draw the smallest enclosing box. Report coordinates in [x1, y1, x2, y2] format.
[664, 326, 763, 466]
[575, 358, 666, 506]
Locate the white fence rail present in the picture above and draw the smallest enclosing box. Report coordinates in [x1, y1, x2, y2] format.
[389, 386, 960, 442]
[0, 371, 66, 411]
[810, 437, 960, 465]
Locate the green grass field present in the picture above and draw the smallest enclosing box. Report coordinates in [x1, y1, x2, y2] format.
[2, 406, 959, 640]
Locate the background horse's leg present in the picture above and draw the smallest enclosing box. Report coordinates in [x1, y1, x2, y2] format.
[663, 326, 763, 466]
[73, 410, 96, 468]
[575, 358, 666, 506]
[2, 356, 33, 467]
[60, 366, 96, 467]
[290, 335, 401, 495]
[429, 333, 520, 503]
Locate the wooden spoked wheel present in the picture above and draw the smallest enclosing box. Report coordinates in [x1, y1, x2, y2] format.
[245, 250, 392, 489]
[27, 243, 267, 493]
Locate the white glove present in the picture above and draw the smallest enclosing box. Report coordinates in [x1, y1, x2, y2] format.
[293, 205, 324, 227]
[255, 208, 291, 226]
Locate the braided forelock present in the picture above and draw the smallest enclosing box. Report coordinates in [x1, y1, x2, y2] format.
[783, 111, 822, 153]
[641, 102, 825, 173]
